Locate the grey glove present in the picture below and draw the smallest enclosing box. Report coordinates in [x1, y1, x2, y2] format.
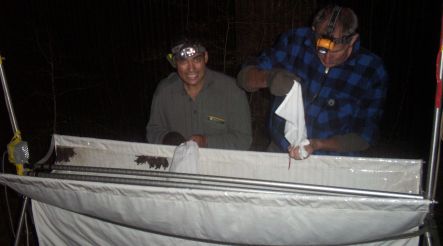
[162, 131, 186, 146]
[267, 69, 301, 96]
[236, 65, 266, 92]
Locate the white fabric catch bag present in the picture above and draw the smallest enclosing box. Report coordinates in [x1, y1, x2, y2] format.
[170, 140, 200, 173]
[275, 80, 310, 158]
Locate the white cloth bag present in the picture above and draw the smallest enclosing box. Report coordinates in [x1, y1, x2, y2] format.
[275, 80, 310, 157]
[170, 140, 199, 173]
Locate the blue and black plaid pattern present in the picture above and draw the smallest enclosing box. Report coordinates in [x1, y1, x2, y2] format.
[258, 28, 388, 155]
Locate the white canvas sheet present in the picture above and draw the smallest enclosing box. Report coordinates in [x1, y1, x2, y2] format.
[51, 134, 422, 194]
[0, 135, 430, 245]
[0, 174, 429, 245]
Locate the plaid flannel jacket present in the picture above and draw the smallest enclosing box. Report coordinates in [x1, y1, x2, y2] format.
[257, 28, 388, 155]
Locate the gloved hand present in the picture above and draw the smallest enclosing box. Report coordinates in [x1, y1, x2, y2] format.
[267, 69, 301, 96]
[162, 131, 186, 146]
[236, 66, 268, 92]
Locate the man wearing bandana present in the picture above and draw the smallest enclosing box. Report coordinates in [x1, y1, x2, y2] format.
[146, 38, 252, 150]
[237, 5, 388, 159]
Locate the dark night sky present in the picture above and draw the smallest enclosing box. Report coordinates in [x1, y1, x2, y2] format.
[0, 0, 443, 243]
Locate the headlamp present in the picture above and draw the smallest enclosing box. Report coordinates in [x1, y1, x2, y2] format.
[171, 42, 206, 60]
[316, 37, 335, 55]
[315, 33, 354, 55]
[166, 41, 206, 67]
[178, 47, 198, 59]
[315, 6, 342, 55]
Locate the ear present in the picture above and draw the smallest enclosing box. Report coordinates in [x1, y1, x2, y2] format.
[204, 51, 208, 64]
[345, 34, 359, 58]
[349, 33, 359, 46]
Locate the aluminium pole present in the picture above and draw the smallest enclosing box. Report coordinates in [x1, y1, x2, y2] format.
[0, 55, 30, 246]
[424, 6, 443, 246]
[425, 6, 443, 201]
[0, 56, 19, 132]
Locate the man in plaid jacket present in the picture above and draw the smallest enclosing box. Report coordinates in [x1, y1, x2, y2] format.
[237, 5, 388, 159]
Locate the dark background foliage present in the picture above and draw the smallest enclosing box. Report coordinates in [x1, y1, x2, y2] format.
[0, 0, 442, 244]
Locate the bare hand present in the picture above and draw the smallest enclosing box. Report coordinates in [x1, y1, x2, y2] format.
[190, 135, 207, 147]
[288, 144, 314, 160]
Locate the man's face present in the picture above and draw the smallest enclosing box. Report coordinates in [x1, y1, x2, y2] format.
[175, 52, 208, 86]
[314, 22, 358, 68]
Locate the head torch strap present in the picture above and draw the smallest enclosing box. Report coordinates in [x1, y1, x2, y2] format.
[326, 6, 342, 36]
[335, 33, 355, 44]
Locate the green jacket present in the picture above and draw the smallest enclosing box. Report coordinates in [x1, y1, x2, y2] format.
[146, 68, 252, 150]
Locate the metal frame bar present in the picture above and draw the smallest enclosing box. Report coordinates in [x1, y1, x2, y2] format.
[425, 5, 443, 200]
[426, 109, 442, 200]
[422, 5, 443, 245]
[35, 164, 424, 199]
[0, 58, 19, 133]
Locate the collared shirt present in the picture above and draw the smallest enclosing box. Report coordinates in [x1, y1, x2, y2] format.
[257, 27, 388, 155]
[146, 68, 252, 150]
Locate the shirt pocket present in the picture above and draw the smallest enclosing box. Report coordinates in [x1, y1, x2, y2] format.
[203, 114, 227, 134]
